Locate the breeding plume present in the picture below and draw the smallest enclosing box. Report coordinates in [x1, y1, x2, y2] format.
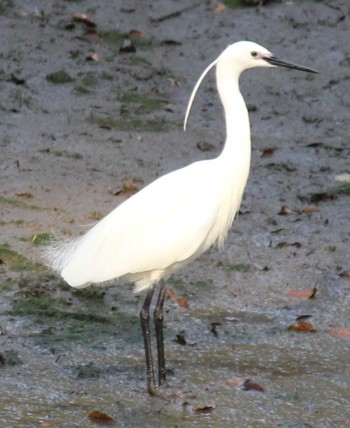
[46, 41, 317, 393]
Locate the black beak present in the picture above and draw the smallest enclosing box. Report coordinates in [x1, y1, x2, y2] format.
[264, 55, 318, 74]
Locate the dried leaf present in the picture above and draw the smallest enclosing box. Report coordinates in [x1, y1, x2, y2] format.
[276, 241, 302, 249]
[128, 29, 143, 39]
[288, 321, 316, 332]
[166, 288, 176, 301]
[16, 192, 33, 199]
[296, 314, 312, 321]
[261, 147, 276, 158]
[10, 74, 26, 85]
[86, 52, 100, 62]
[113, 177, 144, 195]
[242, 379, 265, 392]
[162, 103, 175, 112]
[73, 13, 97, 28]
[286, 287, 317, 299]
[329, 327, 350, 339]
[194, 404, 215, 413]
[88, 410, 113, 422]
[300, 206, 320, 214]
[210, 322, 222, 337]
[214, 3, 226, 13]
[278, 205, 295, 215]
[339, 270, 350, 279]
[161, 40, 182, 46]
[175, 334, 186, 346]
[225, 377, 244, 387]
[119, 38, 136, 53]
[88, 211, 103, 221]
[178, 297, 189, 308]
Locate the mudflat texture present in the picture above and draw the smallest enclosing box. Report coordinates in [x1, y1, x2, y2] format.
[1, 1, 350, 427]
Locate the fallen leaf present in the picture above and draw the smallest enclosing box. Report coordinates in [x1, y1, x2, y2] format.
[300, 206, 320, 214]
[225, 377, 244, 387]
[275, 241, 302, 249]
[339, 270, 350, 279]
[296, 314, 312, 321]
[175, 333, 186, 346]
[166, 288, 176, 301]
[86, 52, 99, 62]
[214, 2, 226, 13]
[261, 147, 276, 157]
[114, 177, 144, 195]
[161, 40, 182, 46]
[162, 103, 175, 112]
[16, 192, 33, 198]
[288, 321, 316, 333]
[178, 297, 189, 308]
[329, 327, 350, 339]
[197, 141, 215, 152]
[194, 404, 215, 413]
[99, 124, 112, 130]
[10, 74, 26, 85]
[286, 287, 317, 299]
[242, 379, 265, 392]
[128, 29, 143, 38]
[87, 211, 103, 221]
[119, 38, 136, 53]
[278, 205, 295, 215]
[73, 13, 96, 28]
[88, 411, 113, 422]
[210, 322, 222, 337]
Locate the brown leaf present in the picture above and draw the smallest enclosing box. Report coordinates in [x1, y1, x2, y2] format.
[288, 321, 316, 333]
[128, 29, 143, 39]
[175, 333, 186, 346]
[178, 297, 189, 308]
[86, 52, 100, 62]
[113, 177, 144, 195]
[261, 147, 276, 158]
[16, 192, 33, 199]
[166, 288, 176, 301]
[194, 404, 215, 413]
[299, 206, 320, 214]
[214, 3, 226, 13]
[286, 287, 317, 299]
[278, 205, 295, 215]
[329, 327, 350, 339]
[242, 379, 265, 392]
[88, 410, 113, 422]
[276, 241, 302, 249]
[73, 13, 97, 28]
[339, 270, 350, 279]
[225, 377, 244, 388]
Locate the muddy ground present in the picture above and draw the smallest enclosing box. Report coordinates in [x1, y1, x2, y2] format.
[1, 0, 350, 427]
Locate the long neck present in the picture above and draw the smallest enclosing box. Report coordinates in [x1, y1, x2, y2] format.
[216, 61, 251, 162]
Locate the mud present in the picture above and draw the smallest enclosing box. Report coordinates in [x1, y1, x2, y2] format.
[1, 1, 350, 427]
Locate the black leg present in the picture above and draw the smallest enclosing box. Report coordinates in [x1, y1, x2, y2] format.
[154, 282, 167, 386]
[140, 285, 155, 393]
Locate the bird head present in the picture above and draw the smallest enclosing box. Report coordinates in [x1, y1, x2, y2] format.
[219, 41, 318, 74]
[184, 40, 317, 130]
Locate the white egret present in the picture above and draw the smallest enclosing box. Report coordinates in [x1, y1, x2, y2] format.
[46, 41, 317, 393]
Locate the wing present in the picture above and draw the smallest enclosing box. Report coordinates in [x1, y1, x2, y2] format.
[50, 160, 219, 287]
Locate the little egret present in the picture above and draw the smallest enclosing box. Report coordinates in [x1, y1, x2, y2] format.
[46, 41, 317, 393]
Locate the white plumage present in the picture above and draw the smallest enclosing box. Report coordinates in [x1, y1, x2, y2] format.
[45, 41, 317, 392]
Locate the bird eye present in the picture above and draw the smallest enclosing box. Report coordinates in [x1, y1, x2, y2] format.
[251, 51, 258, 58]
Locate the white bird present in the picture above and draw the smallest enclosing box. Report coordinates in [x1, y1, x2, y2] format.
[46, 41, 317, 393]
